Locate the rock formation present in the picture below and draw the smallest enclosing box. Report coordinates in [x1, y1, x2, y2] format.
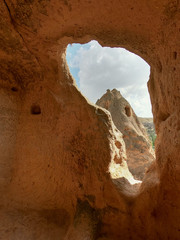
[96, 89, 155, 180]
[0, 0, 180, 239]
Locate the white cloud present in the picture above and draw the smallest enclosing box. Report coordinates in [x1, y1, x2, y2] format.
[69, 40, 152, 117]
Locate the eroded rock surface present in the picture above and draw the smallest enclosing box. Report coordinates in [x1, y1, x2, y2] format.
[96, 89, 155, 180]
[0, 0, 180, 239]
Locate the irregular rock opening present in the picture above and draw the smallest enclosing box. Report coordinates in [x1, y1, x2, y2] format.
[11, 87, 18, 92]
[125, 106, 131, 117]
[66, 41, 155, 181]
[173, 51, 177, 60]
[66, 41, 152, 118]
[31, 104, 41, 115]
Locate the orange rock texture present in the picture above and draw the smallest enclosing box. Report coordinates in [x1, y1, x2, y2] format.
[0, 0, 180, 239]
[96, 89, 155, 180]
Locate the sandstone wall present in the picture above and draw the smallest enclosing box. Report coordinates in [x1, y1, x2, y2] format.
[0, 0, 180, 239]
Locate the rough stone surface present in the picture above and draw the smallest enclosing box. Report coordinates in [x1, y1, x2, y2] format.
[96, 89, 155, 180]
[0, 0, 180, 239]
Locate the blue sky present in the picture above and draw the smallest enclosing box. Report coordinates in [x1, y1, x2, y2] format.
[66, 41, 152, 117]
[66, 43, 90, 87]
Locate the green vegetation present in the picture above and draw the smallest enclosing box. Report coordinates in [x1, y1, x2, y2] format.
[148, 132, 156, 149]
[139, 117, 156, 149]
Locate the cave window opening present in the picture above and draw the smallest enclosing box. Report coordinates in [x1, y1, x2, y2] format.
[66, 40, 156, 182]
[125, 106, 131, 117]
[11, 87, 18, 92]
[173, 51, 177, 60]
[31, 104, 41, 115]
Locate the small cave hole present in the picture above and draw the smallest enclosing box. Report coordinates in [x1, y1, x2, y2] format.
[125, 106, 131, 117]
[31, 104, 41, 115]
[11, 87, 18, 92]
[173, 51, 177, 60]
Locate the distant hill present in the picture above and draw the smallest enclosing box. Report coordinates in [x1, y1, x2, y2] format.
[139, 117, 156, 149]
